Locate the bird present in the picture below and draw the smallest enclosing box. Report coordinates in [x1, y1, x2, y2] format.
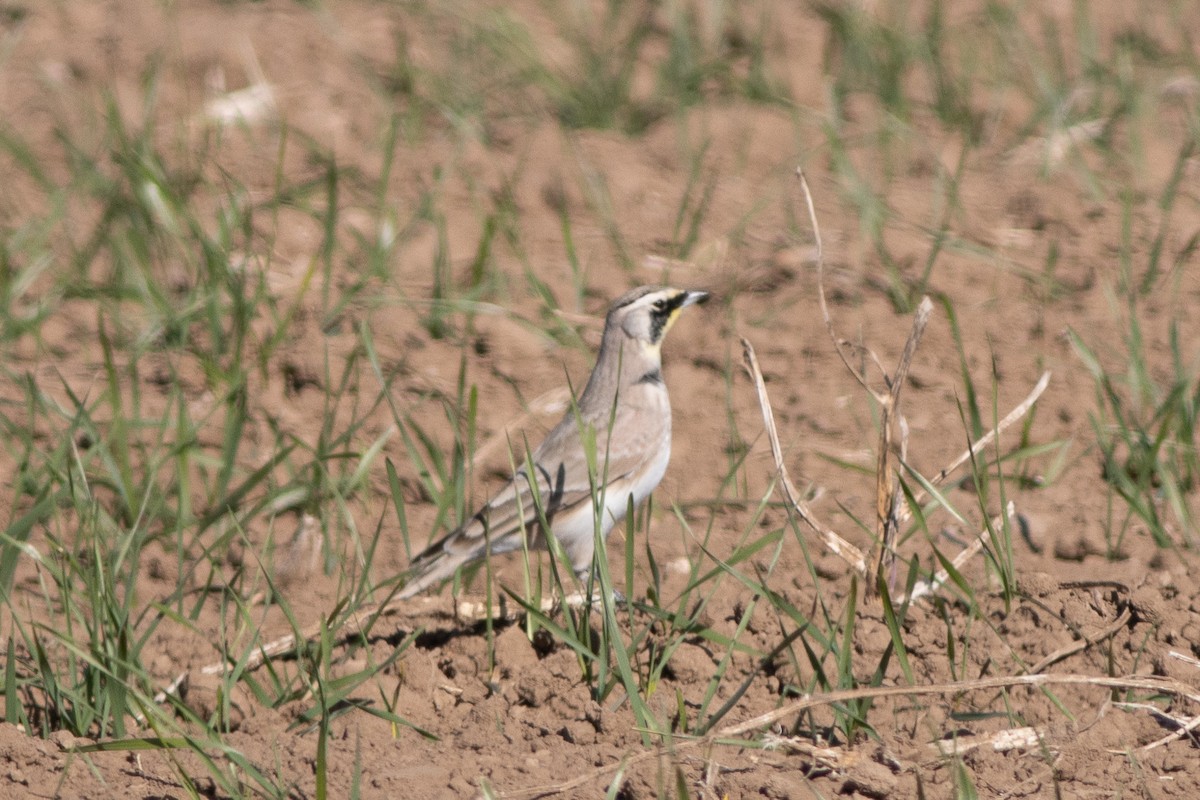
[398, 285, 709, 599]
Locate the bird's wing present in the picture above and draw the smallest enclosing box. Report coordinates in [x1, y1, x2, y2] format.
[524, 403, 667, 521]
[399, 412, 660, 597]
[396, 474, 547, 599]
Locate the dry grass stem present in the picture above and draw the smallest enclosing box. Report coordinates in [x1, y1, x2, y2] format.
[801, 168, 872, 397]
[1027, 608, 1132, 675]
[873, 296, 933, 590]
[741, 336, 867, 574]
[1135, 657, 1200, 751]
[198, 594, 448, 677]
[1138, 711, 1200, 751]
[898, 502, 1010, 604]
[799, 167, 935, 593]
[928, 726, 1043, 757]
[761, 733, 856, 770]
[1169, 650, 1200, 669]
[742, 328, 1044, 605]
[899, 370, 1052, 523]
[793, 168, 1050, 595]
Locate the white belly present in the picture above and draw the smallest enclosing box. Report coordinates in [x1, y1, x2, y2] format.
[554, 401, 672, 573]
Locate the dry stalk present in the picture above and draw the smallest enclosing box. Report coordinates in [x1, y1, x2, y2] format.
[899, 370, 1051, 523]
[927, 725, 1044, 758]
[1027, 608, 1132, 675]
[1170, 650, 1200, 670]
[1137, 654, 1200, 751]
[1138, 709, 1200, 751]
[741, 337, 867, 574]
[802, 168, 871, 397]
[800, 166, 934, 593]
[743, 333, 1043, 603]
[761, 733, 856, 771]
[898, 502, 1010, 604]
[755, 169, 1050, 597]
[197, 594, 448, 676]
[874, 297, 933, 589]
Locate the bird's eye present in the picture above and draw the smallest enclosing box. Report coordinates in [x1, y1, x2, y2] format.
[652, 300, 666, 313]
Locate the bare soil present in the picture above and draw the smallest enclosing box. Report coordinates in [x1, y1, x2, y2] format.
[2, 1, 1200, 799]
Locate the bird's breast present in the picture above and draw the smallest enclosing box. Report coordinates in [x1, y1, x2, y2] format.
[621, 385, 672, 506]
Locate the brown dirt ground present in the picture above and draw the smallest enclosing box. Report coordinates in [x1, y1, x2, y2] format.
[2, 1, 1200, 799]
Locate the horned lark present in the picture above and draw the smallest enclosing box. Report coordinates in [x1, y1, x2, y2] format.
[398, 286, 709, 599]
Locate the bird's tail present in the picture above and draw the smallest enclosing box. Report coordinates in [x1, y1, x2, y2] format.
[397, 533, 488, 600]
[397, 549, 454, 600]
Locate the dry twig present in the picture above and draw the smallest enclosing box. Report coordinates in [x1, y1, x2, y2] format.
[927, 726, 1043, 758]
[747, 169, 1050, 597]
[1027, 608, 1133, 675]
[742, 333, 1045, 603]
[898, 502, 1011, 604]
[1137, 653, 1200, 751]
[801, 166, 933, 592]
[741, 337, 867, 574]
[900, 370, 1051, 522]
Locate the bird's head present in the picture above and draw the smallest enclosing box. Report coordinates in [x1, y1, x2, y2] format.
[606, 286, 710, 357]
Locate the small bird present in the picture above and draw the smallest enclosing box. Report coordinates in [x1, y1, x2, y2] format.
[399, 286, 709, 599]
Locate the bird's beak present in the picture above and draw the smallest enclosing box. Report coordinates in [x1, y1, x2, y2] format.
[680, 290, 710, 308]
